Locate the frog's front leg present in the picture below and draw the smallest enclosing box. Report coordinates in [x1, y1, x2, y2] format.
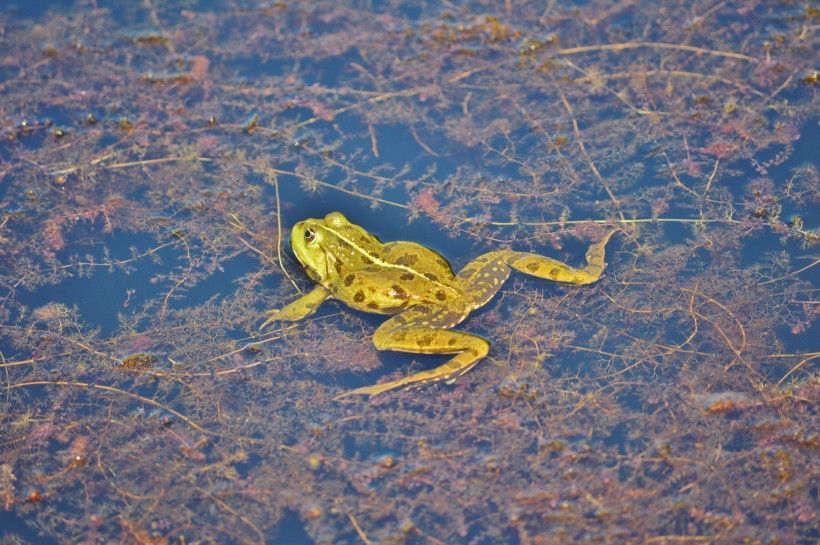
[335, 305, 488, 398]
[260, 285, 331, 329]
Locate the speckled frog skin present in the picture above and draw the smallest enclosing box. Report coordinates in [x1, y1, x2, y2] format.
[262, 212, 615, 398]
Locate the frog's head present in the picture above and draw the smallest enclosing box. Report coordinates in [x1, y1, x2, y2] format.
[290, 212, 380, 286]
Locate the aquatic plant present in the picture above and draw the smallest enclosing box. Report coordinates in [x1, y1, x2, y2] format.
[0, 1, 816, 543]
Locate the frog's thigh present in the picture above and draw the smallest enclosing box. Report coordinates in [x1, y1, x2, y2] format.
[505, 230, 615, 285]
[455, 252, 514, 308]
[373, 321, 488, 357]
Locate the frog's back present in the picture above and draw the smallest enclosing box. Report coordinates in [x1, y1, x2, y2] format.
[326, 241, 462, 314]
[383, 241, 457, 281]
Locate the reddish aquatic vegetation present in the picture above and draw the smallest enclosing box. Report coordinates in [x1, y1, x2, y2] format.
[0, 0, 816, 544]
[190, 55, 210, 82]
[700, 141, 742, 159]
[40, 219, 66, 254]
[123, 334, 154, 353]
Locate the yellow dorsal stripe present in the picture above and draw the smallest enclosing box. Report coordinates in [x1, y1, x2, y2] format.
[321, 225, 460, 296]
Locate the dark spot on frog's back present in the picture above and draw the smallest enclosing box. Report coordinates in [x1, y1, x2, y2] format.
[435, 290, 447, 301]
[416, 334, 435, 347]
[424, 272, 439, 281]
[344, 274, 356, 287]
[354, 290, 365, 303]
[526, 262, 540, 273]
[395, 254, 418, 266]
[367, 302, 380, 310]
[391, 284, 409, 300]
[400, 272, 415, 281]
[361, 255, 374, 265]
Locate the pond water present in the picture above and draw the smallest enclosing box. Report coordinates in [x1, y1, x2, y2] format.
[0, 1, 817, 544]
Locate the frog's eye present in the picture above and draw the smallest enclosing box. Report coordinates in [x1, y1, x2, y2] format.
[304, 227, 316, 243]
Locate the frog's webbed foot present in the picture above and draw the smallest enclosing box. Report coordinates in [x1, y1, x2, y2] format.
[259, 285, 331, 329]
[334, 305, 489, 399]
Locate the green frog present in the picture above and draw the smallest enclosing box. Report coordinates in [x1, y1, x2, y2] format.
[262, 212, 615, 398]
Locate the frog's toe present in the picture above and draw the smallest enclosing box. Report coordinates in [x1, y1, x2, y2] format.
[333, 384, 383, 400]
[259, 309, 281, 330]
[334, 377, 415, 399]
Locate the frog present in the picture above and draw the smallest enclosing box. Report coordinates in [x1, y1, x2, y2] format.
[261, 212, 615, 398]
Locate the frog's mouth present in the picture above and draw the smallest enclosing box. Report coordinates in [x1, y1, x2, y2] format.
[289, 244, 321, 283]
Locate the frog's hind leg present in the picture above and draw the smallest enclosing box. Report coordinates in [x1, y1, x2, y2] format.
[505, 230, 616, 285]
[454, 253, 515, 310]
[334, 305, 489, 399]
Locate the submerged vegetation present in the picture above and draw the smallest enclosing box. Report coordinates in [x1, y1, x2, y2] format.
[0, 0, 817, 543]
